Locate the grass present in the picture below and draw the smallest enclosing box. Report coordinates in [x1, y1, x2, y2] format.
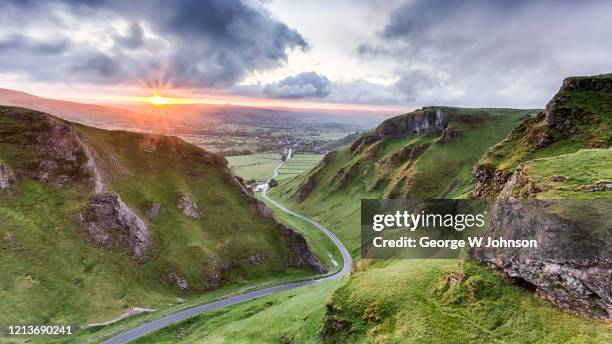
[133, 279, 342, 344]
[321, 259, 611, 344]
[226, 154, 281, 182]
[226, 153, 323, 183]
[475, 74, 612, 198]
[519, 149, 612, 199]
[0, 108, 321, 342]
[277, 154, 324, 181]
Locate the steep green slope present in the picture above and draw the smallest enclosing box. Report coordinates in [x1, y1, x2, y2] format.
[474, 74, 612, 199]
[133, 279, 342, 344]
[0, 106, 325, 331]
[270, 107, 531, 254]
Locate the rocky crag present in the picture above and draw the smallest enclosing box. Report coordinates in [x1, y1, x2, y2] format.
[471, 74, 612, 319]
[349, 107, 449, 154]
[473, 74, 611, 199]
[0, 108, 153, 258]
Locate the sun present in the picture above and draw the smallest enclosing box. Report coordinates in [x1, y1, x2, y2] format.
[149, 94, 170, 106]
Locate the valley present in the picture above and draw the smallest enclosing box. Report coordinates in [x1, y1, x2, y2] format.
[2, 1, 611, 343]
[1, 74, 610, 344]
[112, 74, 610, 344]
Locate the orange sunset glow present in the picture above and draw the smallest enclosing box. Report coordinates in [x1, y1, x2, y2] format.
[59, 90, 408, 113]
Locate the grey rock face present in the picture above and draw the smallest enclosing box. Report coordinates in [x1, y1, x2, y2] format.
[583, 182, 612, 192]
[350, 107, 448, 154]
[34, 115, 91, 188]
[277, 223, 327, 274]
[79, 192, 151, 258]
[375, 107, 448, 138]
[440, 127, 462, 144]
[177, 194, 203, 219]
[206, 255, 230, 289]
[472, 171, 612, 319]
[0, 161, 16, 192]
[247, 253, 265, 266]
[256, 202, 272, 218]
[165, 272, 190, 291]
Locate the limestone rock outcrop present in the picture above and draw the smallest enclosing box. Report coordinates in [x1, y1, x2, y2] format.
[177, 193, 203, 219]
[350, 107, 448, 154]
[472, 167, 611, 319]
[277, 223, 327, 274]
[0, 161, 16, 192]
[79, 192, 151, 258]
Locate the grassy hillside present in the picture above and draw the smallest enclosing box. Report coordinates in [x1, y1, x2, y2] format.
[0, 106, 326, 336]
[321, 259, 610, 344]
[134, 279, 342, 344]
[266, 103, 611, 342]
[269, 107, 531, 254]
[474, 74, 612, 199]
[506, 149, 611, 199]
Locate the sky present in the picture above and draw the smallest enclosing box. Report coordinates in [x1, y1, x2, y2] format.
[1, 0, 611, 112]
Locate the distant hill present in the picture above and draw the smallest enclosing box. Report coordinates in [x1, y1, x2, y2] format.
[0, 88, 145, 128]
[0, 88, 382, 132]
[0, 106, 325, 327]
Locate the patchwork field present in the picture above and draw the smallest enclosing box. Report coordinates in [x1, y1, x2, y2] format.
[226, 153, 281, 182]
[277, 154, 324, 181]
[227, 153, 324, 183]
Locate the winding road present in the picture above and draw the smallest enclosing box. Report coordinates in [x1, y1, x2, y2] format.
[101, 153, 352, 344]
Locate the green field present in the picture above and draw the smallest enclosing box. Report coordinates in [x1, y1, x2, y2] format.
[277, 154, 324, 181]
[226, 153, 324, 183]
[226, 153, 281, 182]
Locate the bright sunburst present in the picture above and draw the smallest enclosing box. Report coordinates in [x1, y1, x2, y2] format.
[149, 94, 171, 106]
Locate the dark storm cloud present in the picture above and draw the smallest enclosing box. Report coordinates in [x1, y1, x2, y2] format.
[263, 72, 331, 99]
[358, 0, 612, 107]
[0, 34, 69, 55]
[0, 0, 308, 87]
[113, 22, 145, 50]
[71, 53, 122, 79]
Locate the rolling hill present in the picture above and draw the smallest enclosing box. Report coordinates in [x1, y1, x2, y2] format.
[0, 106, 325, 332]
